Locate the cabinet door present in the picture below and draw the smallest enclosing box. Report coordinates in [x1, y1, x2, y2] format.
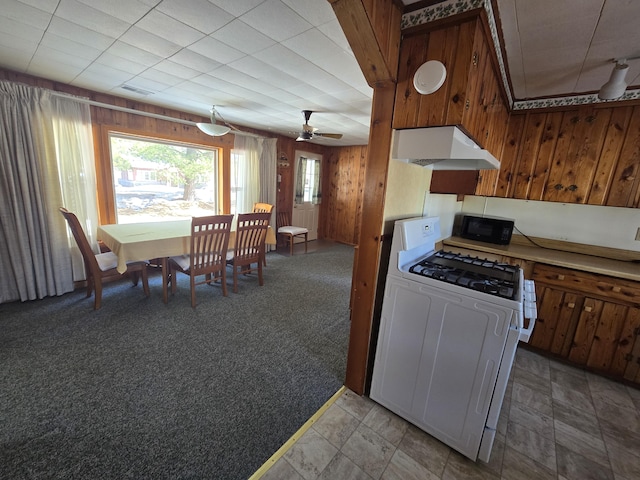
[529, 285, 581, 357]
[568, 298, 605, 364]
[623, 308, 640, 383]
[586, 302, 631, 372]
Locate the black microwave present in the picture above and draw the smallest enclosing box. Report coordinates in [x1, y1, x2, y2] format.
[460, 215, 514, 245]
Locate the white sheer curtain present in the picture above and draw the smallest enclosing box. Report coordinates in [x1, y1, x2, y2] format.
[231, 135, 262, 214]
[0, 81, 98, 303]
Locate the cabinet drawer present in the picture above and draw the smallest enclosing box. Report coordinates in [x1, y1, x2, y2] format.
[532, 264, 640, 306]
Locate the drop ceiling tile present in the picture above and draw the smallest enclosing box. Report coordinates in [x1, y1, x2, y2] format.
[136, 10, 205, 47]
[257, 44, 310, 74]
[120, 27, 182, 58]
[208, 65, 281, 93]
[153, 60, 200, 80]
[208, 0, 265, 17]
[211, 19, 276, 55]
[95, 51, 149, 76]
[31, 45, 94, 70]
[40, 32, 102, 61]
[3, 0, 52, 29]
[47, 17, 116, 50]
[0, 17, 45, 43]
[27, 60, 84, 83]
[188, 36, 246, 65]
[55, 0, 131, 38]
[282, 0, 336, 27]
[126, 74, 175, 92]
[282, 29, 344, 65]
[156, 0, 234, 35]
[80, 62, 135, 83]
[240, 0, 311, 42]
[514, 0, 603, 32]
[0, 44, 33, 71]
[169, 49, 222, 73]
[105, 41, 163, 68]
[19, 0, 59, 14]
[76, 0, 153, 24]
[317, 19, 351, 53]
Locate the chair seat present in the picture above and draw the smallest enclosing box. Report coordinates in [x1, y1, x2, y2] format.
[170, 253, 223, 271]
[96, 251, 119, 271]
[278, 226, 308, 235]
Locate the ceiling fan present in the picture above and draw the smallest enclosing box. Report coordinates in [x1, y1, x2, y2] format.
[295, 110, 343, 142]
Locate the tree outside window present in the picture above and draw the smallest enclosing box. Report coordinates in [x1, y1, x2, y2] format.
[109, 134, 220, 223]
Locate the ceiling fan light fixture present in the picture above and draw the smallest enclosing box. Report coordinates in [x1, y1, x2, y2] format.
[598, 60, 629, 100]
[196, 106, 231, 136]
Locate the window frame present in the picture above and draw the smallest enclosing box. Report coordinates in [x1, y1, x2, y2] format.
[96, 126, 224, 224]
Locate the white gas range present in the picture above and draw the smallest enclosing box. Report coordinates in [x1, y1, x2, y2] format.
[370, 216, 537, 462]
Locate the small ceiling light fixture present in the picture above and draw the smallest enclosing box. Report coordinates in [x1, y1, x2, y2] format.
[196, 106, 231, 136]
[598, 59, 630, 100]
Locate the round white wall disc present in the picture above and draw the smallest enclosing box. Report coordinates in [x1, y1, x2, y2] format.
[413, 60, 447, 94]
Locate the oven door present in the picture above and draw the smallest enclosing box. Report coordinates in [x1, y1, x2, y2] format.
[370, 275, 515, 461]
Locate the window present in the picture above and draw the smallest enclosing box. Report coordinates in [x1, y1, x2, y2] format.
[109, 134, 220, 223]
[295, 155, 322, 204]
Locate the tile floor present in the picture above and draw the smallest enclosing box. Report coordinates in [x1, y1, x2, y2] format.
[255, 347, 640, 480]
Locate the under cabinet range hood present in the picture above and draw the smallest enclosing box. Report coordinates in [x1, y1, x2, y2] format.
[391, 126, 500, 170]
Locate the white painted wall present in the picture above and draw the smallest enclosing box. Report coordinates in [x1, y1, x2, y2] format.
[459, 196, 640, 252]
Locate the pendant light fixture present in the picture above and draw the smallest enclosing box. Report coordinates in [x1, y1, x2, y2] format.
[598, 60, 630, 100]
[196, 106, 231, 136]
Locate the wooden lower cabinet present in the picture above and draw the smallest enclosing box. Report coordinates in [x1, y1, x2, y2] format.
[531, 263, 640, 386]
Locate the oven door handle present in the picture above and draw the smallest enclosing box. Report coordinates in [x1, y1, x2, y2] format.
[519, 280, 537, 342]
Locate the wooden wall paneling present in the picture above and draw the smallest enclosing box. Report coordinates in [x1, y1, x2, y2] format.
[543, 110, 580, 202]
[588, 106, 633, 206]
[607, 105, 640, 207]
[528, 112, 561, 201]
[513, 113, 546, 199]
[416, 27, 458, 126]
[559, 107, 611, 204]
[444, 21, 475, 125]
[494, 114, 525, 198]
[393, 33, 429, 129]
[461, 21, 489, 141]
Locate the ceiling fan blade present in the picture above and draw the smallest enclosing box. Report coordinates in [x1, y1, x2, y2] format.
[314, 132, 343, 139]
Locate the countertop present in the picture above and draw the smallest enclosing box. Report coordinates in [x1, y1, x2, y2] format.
[442, 236, 640, 283]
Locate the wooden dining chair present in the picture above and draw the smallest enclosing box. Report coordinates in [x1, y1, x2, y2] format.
[252, 202, 273, 266]
[226, 212, 271, 293]
[59, 207, 149, 309]
[277, 211, 308, 255]
[168, 214, 233, 308]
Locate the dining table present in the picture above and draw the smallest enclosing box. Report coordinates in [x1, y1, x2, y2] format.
[98, 219, 276, 304]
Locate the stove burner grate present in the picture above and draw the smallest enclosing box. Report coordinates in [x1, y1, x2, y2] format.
[409, 250, 519, 300]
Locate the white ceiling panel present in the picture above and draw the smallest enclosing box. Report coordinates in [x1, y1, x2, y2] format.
[76, 0, 154, 24]
[187, 37, 246, 65]
[55, 0, 131, 38]
[136, 11, 205, 47]
[241, 0, 312, 42]
[156, 0, 235, 35]
[211, 20, 276, 55]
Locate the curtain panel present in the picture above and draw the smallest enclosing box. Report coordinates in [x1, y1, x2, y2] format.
[0, 82, 97, 304]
